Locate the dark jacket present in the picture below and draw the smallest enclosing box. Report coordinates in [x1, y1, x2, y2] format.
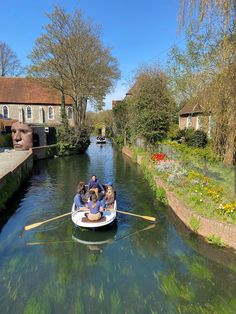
[88, 178, 104, 192]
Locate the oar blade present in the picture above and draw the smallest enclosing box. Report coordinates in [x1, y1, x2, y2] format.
[24, 222, 44, 231]
[143, 216, 156, 222]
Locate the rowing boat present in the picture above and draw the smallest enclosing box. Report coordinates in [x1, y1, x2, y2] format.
[71, 200, 117, 228]
[96, 137, 106, 144]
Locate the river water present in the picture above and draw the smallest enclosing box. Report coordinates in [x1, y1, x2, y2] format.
[0, 138, 236, 314]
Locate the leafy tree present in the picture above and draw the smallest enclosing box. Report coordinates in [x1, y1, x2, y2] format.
[112, 100, 131, 145]
[28, 6, 119, 130]
[0, 41, 22, 76]
[129, 65, 175, 145]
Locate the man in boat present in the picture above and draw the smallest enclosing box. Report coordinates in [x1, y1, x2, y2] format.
[88, 175, 105, 199]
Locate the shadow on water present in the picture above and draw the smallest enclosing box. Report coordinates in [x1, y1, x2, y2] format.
[0, 180, 30, 234]
[166, 205, 236, 272]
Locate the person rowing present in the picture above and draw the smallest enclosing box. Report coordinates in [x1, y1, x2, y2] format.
[85, 193, 104, 221]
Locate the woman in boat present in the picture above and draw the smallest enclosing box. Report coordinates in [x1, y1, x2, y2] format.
[86, 193, 104, 221]
[101, 184, 115, 210]
[74, 182, 88, 210]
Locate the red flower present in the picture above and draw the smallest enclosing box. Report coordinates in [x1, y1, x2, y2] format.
[151, 152, 168, 162]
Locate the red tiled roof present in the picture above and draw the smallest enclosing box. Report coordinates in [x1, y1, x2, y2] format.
[0, 77, 73, 105]
[178, 103, 205, 115]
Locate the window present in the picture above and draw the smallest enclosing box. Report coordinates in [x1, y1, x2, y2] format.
[3, 105, 9, 118]
[48, 106, 54, 120]
[67, 107, 73, 119]
[26, 106, 32, 119]
[186, 116, 192, 128]
[19, 107, 24, 123]
[39, 107, 45, 123]
[196, 116, 201, 130]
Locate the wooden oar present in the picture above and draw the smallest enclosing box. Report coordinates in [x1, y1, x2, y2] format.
[24, 209, 83, 231]
[116, 210, 156, 222]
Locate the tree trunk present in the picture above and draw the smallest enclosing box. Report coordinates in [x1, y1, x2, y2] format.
[223, 129, 236, 165]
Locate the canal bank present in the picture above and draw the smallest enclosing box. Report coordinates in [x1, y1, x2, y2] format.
[122, 146, 236, 250]
[0, 145, 57, 211]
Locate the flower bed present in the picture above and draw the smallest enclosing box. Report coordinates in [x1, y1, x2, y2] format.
[151, 150, 236, 223]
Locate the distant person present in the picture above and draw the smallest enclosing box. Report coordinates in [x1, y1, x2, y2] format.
[86, 193, 104, 221]
[74, 182, 88, 210]
[11, 121, 33, 150]
[88, 175, 105, 198]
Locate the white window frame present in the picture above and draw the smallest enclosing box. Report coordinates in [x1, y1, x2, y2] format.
[186, 115, 192, 128]
[67, 106, 73, 119]
[2, 105, 9, 118]
[26, 106, 33, 120]
[48, 106, 54, 120]
[18, 107, 24, 123]
[196, 116, 201, 130]
[39, 106, 45, 123]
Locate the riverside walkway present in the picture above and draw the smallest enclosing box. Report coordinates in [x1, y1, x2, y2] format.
[0, 150, 31, 179]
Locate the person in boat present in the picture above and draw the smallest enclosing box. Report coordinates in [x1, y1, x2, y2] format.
[74, 182, 88, 210]
[101, 183, 115, 210]
[85, 193, 104, 221]
[88, 175, 105, 199]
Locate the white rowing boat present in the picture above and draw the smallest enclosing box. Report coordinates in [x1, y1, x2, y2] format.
[96, 137, 106, 144]
[71, 200, 117, 228]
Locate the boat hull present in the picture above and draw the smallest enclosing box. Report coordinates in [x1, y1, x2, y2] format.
[96, 140, 106, 144]
[71, 200, 117, 228]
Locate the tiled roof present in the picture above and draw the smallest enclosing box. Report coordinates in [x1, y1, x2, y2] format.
[178, 103, 205, 115]
[0, 77, 73, 105]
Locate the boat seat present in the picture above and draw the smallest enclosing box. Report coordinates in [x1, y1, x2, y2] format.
[81, 217, 107, 223]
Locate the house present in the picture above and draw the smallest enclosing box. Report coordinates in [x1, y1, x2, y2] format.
[178, 103, 212, 135]
[0, 77, 73, 126]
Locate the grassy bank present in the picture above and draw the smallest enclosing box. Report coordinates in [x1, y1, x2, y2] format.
[129, 142, 236, 225]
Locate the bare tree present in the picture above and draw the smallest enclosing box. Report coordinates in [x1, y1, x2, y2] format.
[0, 41, 22, 76]
[28, 6, 120, 130]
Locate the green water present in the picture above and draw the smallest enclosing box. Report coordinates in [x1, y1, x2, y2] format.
[0, 138, 236, 314]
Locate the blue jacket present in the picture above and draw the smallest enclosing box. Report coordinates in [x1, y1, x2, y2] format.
[88, 200, 101, 214]
[88, 178, 104, 192]
[74, 194, 85, 209]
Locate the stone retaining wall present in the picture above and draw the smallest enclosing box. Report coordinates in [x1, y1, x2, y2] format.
[0, 150, 33, 211]
[122, 146, 236, 250]
[32, 145, 58, 160]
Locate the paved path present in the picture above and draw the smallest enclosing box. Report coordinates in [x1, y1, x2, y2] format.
[0, 150, 31, 179]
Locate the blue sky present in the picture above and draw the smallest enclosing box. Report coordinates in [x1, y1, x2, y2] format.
[0, 0, 185, 109]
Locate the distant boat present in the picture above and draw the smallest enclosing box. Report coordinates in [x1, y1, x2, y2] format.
[96, 136, 106, 144]
[71, 200, 117, 229]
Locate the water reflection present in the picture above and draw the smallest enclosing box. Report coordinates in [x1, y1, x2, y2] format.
[0, 137, 236, 313]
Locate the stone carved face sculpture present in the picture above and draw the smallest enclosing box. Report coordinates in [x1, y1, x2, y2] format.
[11, 121, 33, 150]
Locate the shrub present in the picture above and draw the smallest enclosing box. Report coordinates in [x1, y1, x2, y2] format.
[206, 234, 224, 247]
[167, 123, 180, 140]
[0, 134, 13, 147]
[57, 125, 90, 154]
[187, 130, 208, 148]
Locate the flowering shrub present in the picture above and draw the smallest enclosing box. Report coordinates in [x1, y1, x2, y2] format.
[151, 153, 168, 162]
[156, 160, 187, 184]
